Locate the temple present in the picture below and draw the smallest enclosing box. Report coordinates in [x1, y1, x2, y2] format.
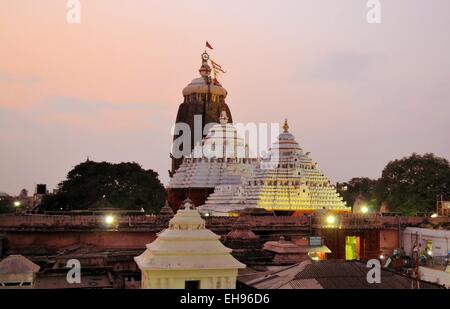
[170, 51, 233, 177]
[167, 111, 258, 209]
[134, 199, 245, 289]
[198, 120, 351, 215]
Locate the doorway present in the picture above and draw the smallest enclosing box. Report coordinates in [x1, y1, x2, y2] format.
[345, 236, 361, 260]
[185, 280, 201, 290]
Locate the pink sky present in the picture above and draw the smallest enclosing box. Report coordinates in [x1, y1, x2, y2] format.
[1, 1, 450, 194]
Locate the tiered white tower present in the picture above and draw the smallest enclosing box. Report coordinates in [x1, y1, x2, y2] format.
[134, 199, 245, 289]
[198, 120, 350, 216]
[168, 111, 258, 193]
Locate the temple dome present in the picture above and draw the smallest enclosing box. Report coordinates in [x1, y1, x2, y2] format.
[182, 77, 228, 97]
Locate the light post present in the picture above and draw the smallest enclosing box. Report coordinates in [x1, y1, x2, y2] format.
[361, 205, 369, 214]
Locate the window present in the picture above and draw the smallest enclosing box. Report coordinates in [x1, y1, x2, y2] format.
[185, 280, 201, 290]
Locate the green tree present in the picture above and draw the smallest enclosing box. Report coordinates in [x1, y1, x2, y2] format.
[42, 161, 167, 214]
[338, 177, 378, 207]
[375, 153, 450, 215]
[0, 197, 15, 214]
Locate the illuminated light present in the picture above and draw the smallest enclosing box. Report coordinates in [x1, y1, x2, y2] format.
[427, 250, 433, 256]
[326, 215, 336, 225]
[379, 255, 385, 260]
[361, 206, 369, 214]
[104, 215, 115, 225]
[13, 201, 21, 207]
[431, 213, 438, 218]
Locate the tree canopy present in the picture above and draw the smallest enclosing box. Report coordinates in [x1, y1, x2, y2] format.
[0, 197, 15, 214]
[375, 153, 450, 215]
[42, 161, 167, 214]
[338, 177, 378, 207]
[339, 153, 450, 215]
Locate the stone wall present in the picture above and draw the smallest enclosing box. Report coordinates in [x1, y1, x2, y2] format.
[4, 231, 157, 254]
[0, 214, 157, 229]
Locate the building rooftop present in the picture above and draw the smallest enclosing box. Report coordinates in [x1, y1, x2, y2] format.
[0, 255, 40, 275]
[239, 259, 444, 289]
[134, 199, 246, 270]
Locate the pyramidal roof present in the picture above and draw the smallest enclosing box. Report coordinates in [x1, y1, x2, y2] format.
[0, 255, 40, 275]
[134, 199, 246, 270]
[199, 120, 350, 215]
[168, 111, 257, 189]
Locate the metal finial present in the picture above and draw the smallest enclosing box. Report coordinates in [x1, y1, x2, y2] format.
[283, 119, 289, 132]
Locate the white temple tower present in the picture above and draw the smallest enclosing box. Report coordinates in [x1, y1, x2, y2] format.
[199, 120, 351, 215]
[168, 111, 258, 209]
[134, 199, 246, 289]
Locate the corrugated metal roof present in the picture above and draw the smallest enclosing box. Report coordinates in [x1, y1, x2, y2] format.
[241, 260, 444, 289]
[295, 260, 442, 289]
[285, 279, 322, 289]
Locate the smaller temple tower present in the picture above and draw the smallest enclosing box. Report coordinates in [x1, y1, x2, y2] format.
[168, 111, 258, 210]
[134, 199, 245, 289]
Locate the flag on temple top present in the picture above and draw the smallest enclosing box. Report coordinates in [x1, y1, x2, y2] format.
[211, 59, 226, 73]
[210, 60, 222, 68]
[214, 68, 226, 75]
[206, 41, 213, 50]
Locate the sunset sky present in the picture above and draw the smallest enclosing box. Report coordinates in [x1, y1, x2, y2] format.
[1, 0, 450, 194]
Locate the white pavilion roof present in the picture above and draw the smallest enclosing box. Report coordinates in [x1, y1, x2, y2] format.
[134, 199, 246, 270]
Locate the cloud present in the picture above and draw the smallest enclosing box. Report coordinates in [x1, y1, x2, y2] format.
[0, 72, 42, 85]
[304, 52, 384, 82]
[32, 96, 170, 133]
[42, 96, 164, 116]
[0, 96, 171, 134]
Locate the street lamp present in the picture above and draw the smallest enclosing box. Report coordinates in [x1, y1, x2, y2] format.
[104, 215, 115, 225]
[13, 201, 22, 207]
[326, 215, 336, 225]
[361, 205, 369, 214]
